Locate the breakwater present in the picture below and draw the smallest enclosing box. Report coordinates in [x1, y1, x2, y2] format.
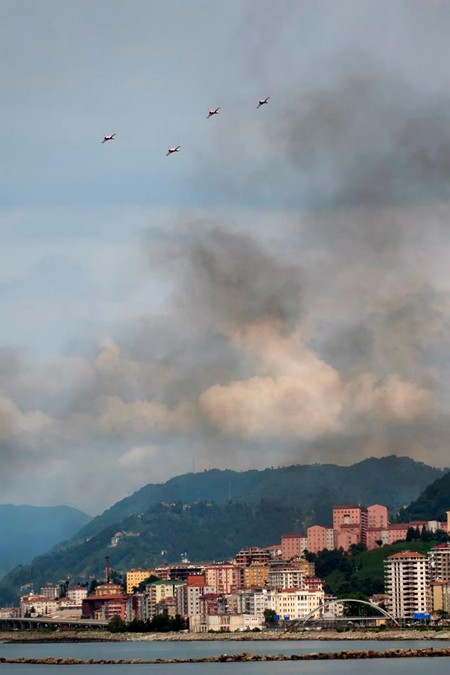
[3, 629, 450, 642]
[1, 647, 450, 664]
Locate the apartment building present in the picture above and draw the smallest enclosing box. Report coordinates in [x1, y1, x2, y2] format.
[205, 564, 240, 594]
[242, 565, 269, 589]
[274, 587, 325, 621]
[267, 565, 304, 591]
[430, 581, 450, 614]
[384, 551, 430, 620]
[66, 586, 88, 605]
[281, 534, 307, 560]
[233, 588, 273, 619]
[144, 579, 185, 621]
[429, 544, 450, 582]
[306, 525, 334, 553]
[235, 547, 271, 566]
[20, 594, 58, 617]
[126, 568, 156, 594]
[333, 505, 368, 550]
[40, 584, 60, 599]
[176, 575, 214, 619]
[367, 504, 388, 529]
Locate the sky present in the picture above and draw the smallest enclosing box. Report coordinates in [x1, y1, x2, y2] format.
[2, 0, 450, 515]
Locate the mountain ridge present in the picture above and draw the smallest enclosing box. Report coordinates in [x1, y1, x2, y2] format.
[77, 455, 445, 541]
[0, 455, 445, 605]
[0, 504, 91, 579]
[397, 470, 450, 523]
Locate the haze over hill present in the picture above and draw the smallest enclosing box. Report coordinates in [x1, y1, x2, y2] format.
[0, 455, 443, 605]
[0, 504, 91, 578]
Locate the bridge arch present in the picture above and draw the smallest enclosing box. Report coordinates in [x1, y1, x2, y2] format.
[289, 598, 399, 629]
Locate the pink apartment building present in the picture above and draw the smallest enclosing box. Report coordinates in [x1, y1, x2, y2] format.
[205, 564, 240, 594]
[333, 505, 368, 550]
[306, 525, 334, 554]
[281, 534, 306, 559]
[367, 504, 388, 529]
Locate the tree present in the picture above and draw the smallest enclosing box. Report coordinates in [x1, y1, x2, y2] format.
[88, 579, 99, 595]
[263, 609, 277, 625]
[406, 527, 419, 541]
[420, 526, 433, 542]
[107, 615, 126, 633]
[136, 575, 160, 593]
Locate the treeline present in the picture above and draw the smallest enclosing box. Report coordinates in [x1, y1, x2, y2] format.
[107, 614, 187, 633]
[397, 470, 450, 523]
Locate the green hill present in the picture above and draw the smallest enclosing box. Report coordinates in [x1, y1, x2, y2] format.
[0, 456, 444, 605]
[313, 540, 441, 598]
[397, 470, 450, 523]
[0, 500, 298, 604]
[78, 455, 444, 541]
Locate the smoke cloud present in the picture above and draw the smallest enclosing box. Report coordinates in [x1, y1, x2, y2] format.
[2, 1, 450, 512]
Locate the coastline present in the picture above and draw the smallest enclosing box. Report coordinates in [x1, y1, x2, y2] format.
[2, 628, 450, 643]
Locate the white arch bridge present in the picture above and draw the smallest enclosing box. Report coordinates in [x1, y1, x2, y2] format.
[287, 598, 399, 630]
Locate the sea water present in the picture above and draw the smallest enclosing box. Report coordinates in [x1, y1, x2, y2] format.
[0, 639, 449, 674]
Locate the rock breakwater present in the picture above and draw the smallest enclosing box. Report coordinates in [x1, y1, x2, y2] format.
[1, 647, 450, 664]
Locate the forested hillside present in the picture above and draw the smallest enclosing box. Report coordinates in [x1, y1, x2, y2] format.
[397, 470, 450, 523]
[0, 455, 445, 606]
[77, 456, 444, 541]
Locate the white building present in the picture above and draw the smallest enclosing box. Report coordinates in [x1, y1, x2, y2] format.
[40, 584, 60, 599]
[384, 551, 430, 620]
[274, 588, 325, 622]
[66, 586, 88, 606]
[176, 581, 214, 619]
[189, 612, 261, 632]
[267, 567, 303, 590]
[20, 594, 58, 617]
[233, 588, 275, 621]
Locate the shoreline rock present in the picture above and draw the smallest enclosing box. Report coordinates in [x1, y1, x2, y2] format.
[2, 628, 450, 643]
[1, 647, 450, 664]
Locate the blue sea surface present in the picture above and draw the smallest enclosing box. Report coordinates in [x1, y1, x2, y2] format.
[0, 639, 449, 674]
[1, 637, 450, 660]
[2, 638, 450, 660]
[0, 659, 449, 675]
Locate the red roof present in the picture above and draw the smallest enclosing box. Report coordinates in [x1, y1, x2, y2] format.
[187, 575, 206, 587]
[387, 551, 425, 559]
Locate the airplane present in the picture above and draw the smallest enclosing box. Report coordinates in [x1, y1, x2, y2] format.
[257, 97, 270, 108]
[102, 133, 116, 143]
[207, 107, 220, 118]
[166, 146, 181, 156]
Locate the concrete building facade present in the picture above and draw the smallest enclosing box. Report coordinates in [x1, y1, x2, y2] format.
[384, 551, 430, 620]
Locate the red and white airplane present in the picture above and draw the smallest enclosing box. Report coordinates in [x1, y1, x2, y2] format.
[207, 107, 220, 118]
[257, 97, 270, 108]
[166, 146, 181, 156]
[102, 133, 116, 143]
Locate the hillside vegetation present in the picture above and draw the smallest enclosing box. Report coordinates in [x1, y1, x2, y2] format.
[397, 470, 450, 523]
[78, 456, 444, 540]
[311, 539, 445, 599]
[0, 456, 445, 605]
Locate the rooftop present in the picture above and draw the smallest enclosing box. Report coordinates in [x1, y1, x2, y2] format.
[387, 551, 426, 559]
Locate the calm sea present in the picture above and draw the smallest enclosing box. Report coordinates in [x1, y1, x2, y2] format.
[1, 639, 449, 674]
